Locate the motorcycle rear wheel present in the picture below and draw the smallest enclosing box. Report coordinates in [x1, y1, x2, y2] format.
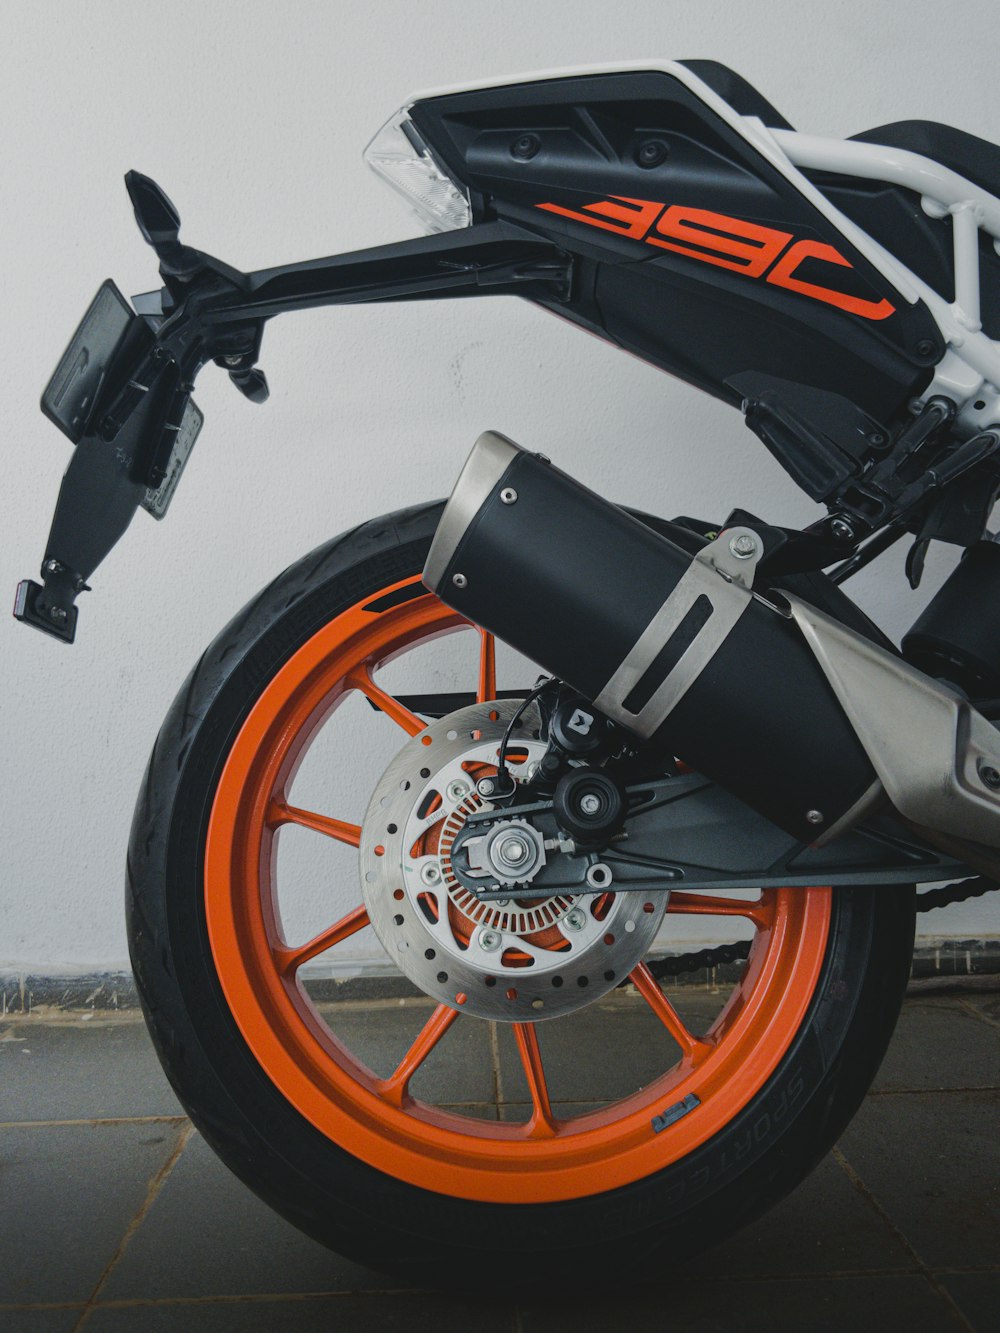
[127, 499, 915, 1286]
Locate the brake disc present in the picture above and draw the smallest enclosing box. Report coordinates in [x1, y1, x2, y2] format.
[360, 700, 669, 1021]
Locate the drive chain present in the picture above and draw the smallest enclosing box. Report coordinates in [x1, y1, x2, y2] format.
[646, 876, 997, 981]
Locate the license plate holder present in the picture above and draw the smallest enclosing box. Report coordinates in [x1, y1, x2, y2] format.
[141, 398, 204, 520]
[41, 279, 135, 443]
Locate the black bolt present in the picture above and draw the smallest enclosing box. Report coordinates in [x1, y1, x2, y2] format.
[979, 763, 1000, 790]
[510, 133, 540, 161]
[829, 516, 856, 544]
[916, 339, 937, 359]
[637, 139, 669, 168]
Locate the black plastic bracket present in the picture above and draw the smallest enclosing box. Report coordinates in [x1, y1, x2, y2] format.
[14, 574, 80, 644]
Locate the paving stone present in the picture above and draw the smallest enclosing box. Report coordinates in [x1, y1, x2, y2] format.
[872, 997, 1000, 1092]
[85, 1294, 515, 1332]
[495, 997, 683, 1105]
[0, 1018, 183, 1122]
[837, 1090, 1000, 1269]
[939, 1271, 1000, 1333]
[962, 989, 1000, 1030]
[687, 1154, 916, 1277]
[0, 1121, 187, 1304]
[0, 1310, 84, 1332]
[315, 1000, 496, 1104]
[100, 1132, 395, 1301]
[520, 1274, 966, 1332]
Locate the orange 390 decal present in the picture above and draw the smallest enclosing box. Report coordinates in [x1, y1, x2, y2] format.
[537, 196, 896, 321]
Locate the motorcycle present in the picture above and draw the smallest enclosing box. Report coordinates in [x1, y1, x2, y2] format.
[15, 59, 1000, 1285]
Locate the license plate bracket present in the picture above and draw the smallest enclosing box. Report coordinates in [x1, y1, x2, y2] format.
[41, 279, 135, 443]
[141, 399, 204, 519]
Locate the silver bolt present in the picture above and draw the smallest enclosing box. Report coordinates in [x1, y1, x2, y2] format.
[493, 898, 510, 908]
[452, 573, 468, 589]
[729, 533, 759, 560]
[477, 928, 502, 952]
[580, 793, 601, 815]
[500, 487, 518, 505]
[43, 559, 63, 575]
[420, 861, 442, 886]
[563, 908, 587, 932]
[446, 780, 470, 803]
[224, 354, 244, 367]
[477, 778, 496, 797]
[497, 835, 528, 864]
[49, 606, 67, 623]
[806, 809, 824, 825]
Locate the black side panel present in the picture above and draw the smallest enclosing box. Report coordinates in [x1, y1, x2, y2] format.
[813, 170, 1000, 342]
[852, 120, 1000, 198]
[678, 60, 794, 130]
[410, 70, 941, 423]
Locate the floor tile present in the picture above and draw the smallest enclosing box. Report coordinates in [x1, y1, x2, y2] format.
[495, 996, 683, 1106]
[0, 1018, 183, 1122]
[939, 1271, 1000, 1333]
[100, 1132, 394, 1301]
[85, 1294, 515, 1332]
[0, 1310, 84, 1332]
[520, 1274, 966, 1332]
[315, 1000, 497, 1104]
[962, 989, 1000, 1030]
[686, 1154, 915, 1277]
[872, 997, 1000, 1092]
[0, 1121, 187, 1304]
[837, 1090, 1000, 1269]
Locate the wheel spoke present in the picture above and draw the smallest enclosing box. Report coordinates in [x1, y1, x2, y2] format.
[666, 891, 769, 928]
[513, 1023, 557, 1138]
[275, 905, 370, 976]
[630, 962, 713, 1063]
[377, 1003, 459, 1107]
[349, 668, 425, 737]
[269, 800, 361, 848]
[476, 629, 497, 704]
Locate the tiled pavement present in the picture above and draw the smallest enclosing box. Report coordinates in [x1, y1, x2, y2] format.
[1, 985, 998, 1331]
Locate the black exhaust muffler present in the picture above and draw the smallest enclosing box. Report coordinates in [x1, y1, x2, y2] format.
[424, 431, 878, 844]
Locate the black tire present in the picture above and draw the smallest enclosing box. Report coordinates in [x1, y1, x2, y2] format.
[127, 500, 915, 1289]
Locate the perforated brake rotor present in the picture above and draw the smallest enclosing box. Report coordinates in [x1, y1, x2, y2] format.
[360, 700, 669, 1021]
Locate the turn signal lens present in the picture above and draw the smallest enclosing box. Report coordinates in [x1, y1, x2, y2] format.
[364, 106, 471, 234]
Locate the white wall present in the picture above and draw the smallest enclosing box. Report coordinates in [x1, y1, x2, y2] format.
[2, 0, 999, 973]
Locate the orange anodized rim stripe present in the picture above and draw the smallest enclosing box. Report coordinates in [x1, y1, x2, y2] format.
[205, 574, 832, 1204]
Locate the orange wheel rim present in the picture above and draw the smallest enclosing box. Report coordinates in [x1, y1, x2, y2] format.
[206, 574, 832, 1203]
